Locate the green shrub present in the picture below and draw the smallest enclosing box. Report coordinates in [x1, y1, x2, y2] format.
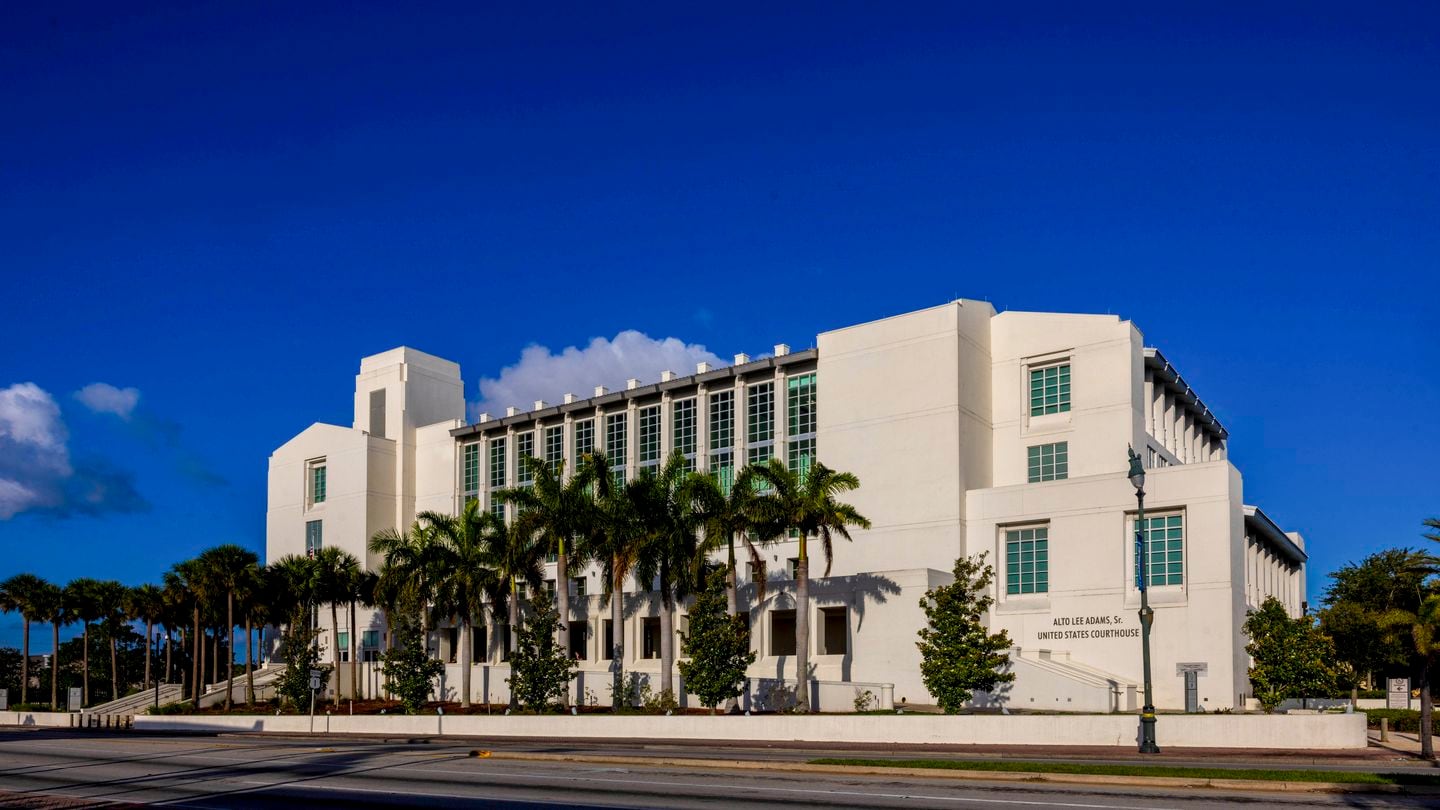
[1363, 708, 1420, 732]
[147, 701, 193, 715]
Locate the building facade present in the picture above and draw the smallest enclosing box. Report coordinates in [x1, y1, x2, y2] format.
[266, 301, 1306, 711]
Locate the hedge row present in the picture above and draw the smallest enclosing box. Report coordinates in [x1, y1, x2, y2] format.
[1363, 708, 1421, 733]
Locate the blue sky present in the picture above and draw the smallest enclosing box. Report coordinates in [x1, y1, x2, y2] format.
[1, 3, 1436, 650]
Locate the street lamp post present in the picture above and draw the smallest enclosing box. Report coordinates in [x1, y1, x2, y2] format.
[1128, 446, 1160, 754]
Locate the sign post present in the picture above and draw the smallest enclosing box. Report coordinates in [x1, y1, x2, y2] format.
[1387, 677, 1411, 710]
[309, 669, 322, 734]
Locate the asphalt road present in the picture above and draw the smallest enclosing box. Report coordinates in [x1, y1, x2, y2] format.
[0, 730, 1432, 809]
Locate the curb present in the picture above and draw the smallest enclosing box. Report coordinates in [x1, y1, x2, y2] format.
[477, 751, 1438, 796]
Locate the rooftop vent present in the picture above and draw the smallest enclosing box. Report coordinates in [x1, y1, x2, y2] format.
[505, 406, 518, 417]
[734, 353, 750, 365]
[774, 343, 790, 357]
[594, 386, 608, 397]
[660, 370, 676, 382]
[563, 393, 577, 404]
[696, 361, 711, 373]
[478, 412, 491, 423]
[626, 378, 640, 390]
[533, 400, 547, 410]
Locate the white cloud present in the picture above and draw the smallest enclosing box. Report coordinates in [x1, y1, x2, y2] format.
[0, 383, 71, 518]
[0, 382, 147, 519]
[475, 331, 726, 418]
[74, 383, 141, 420]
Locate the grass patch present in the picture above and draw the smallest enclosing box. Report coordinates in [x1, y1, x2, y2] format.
[808, 758, 1440, 786]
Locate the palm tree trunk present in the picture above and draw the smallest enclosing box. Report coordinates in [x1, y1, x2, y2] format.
[460, 619, 472, 709]
[725, 538, 739, 714]
[726, 538, 738, 616]
[20, 619, 29, 705]
[226, 591, 235, 711]
[795, 554, 810, 713]
[82, 623, 90, 707]
[143, 619, 153, 690]
[245, 619, 255, 707]
[1421, 655, 1434, 760]
[659, 590, 674, 698]
[211, 632, 220, 687]
[165, 630, 173, 685]
[330, 601, 341, 706]
[191, 608, 201, 703]
[556, 546, 570, 707]
[349, 600, 358, 702]
[50, 621, 60, 709]
[611, 567, 624, 710]
[110, 634, 119, 701]
[508, 585, 520, 710]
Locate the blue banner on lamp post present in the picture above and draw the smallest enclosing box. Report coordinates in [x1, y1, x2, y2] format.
[1135, 532, 1146, 591]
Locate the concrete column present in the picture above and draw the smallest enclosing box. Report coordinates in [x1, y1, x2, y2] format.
[774, 366, 788, 470]
[697, 382, 709, 472]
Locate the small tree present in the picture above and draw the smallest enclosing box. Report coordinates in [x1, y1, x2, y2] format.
[917, 553, 1014, 713]
[275, 627, 329, 709]
[508, 590, 576, 712]
[1244, 596, 1338, 712]
[680, 571, 756, 714]
[380, 615, 444, 714]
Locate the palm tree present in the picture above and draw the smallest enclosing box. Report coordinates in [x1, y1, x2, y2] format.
[501, 455, 596, 679]
[632, 452, 707, 698]
[1379, 539, 1440, 760]
[0, 573, 45, 706]
[64, 577, 105, 707]
[171, 559, 210, 703]
[160, 568, 194, 690]
[313, 547, 361, 706]
[30, 581, 66, 709]
[267, 554, 319, 637]
[94, 580, 129, 701]
[578, 452, 647, 709]
[424, 501, 505, 708]
[479, 506, 545, 709]
[238, 563, 269, 706]
[370, 522, 441, 639]
[348, 569, 378, 701]
[689, 465, 763, 617]
[125, 584, 165, 691]
[749, 459, 871, 713]
[198, 544, 260, 710]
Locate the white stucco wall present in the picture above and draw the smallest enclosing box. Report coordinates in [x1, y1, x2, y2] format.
[133, 712, 1366, 750]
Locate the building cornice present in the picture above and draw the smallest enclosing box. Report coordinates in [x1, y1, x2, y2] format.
[1243, 505, 1307, 565]
[451, 348, 819, 439]
[1143, 348, 1229, 441]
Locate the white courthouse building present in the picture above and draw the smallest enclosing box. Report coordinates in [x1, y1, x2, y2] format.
[267, 300, 1307, 712]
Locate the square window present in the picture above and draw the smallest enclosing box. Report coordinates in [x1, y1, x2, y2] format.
[1026, 442, 1068, 482]
[1134, 513, 1184, 587]
[1005, 526, 1049, 595]
[1029, 364, 1072, 417]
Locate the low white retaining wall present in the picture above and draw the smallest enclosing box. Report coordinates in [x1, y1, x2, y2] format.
[133, 712, 1366, 749]
[0, 711, 77, 727]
